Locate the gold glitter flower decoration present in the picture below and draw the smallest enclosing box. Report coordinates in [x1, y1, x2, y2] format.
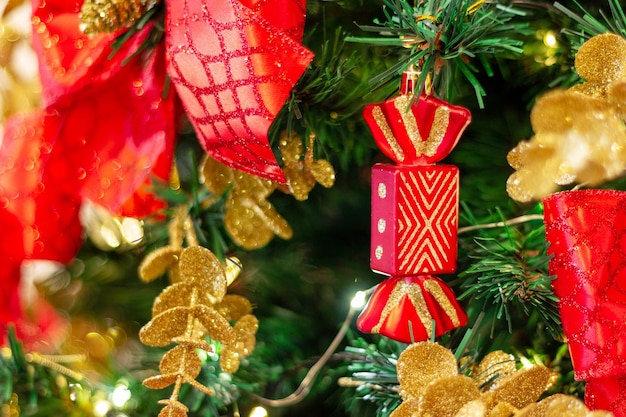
[139, 245, 258, 417]
[1, 0, 40, 123]
[506, 33, 626, 203]
[390, 342, 609, 417]
[279, 131, 336, 201]
[201, 155, 292, 250]
[79, 0, 158, 34]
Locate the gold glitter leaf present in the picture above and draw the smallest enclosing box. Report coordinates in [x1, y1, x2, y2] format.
[160, 346, 202, 379]
[310, 160, 336, 188]
[157, 402, 189, 417]
[283, 165, 316, 201]
[474, 351, 516, 389]
[200, 155, 234, 196]
[195, 308, 236, 346]
[487, 401, 518, 417]
[507, 87, 626, 202]
[574, 33, 626, 88]
[490, 366, 552, 410]
[224, 201, 275, 249]
[420, 375, 481, 417]
[201, 156, 291, 249]
[455, 399, 487, 417]
[538, 394, 589, 417]
[143, 374, 179, 390]
[151, 282, 194, 316]
[179, 246, 227, 302]
[139, 246, 182, 283]
[390, 399, 418, 417]
[396, 342, 458, 399]
[279, 131, 305, 163]
[139, 307, 192, 347]
[219, 347, 241, 374]
[224, 197, 293, 249]
[232, 314, 259, 355]
[279, 131, 336, 201]
[215, 294, 253, 321]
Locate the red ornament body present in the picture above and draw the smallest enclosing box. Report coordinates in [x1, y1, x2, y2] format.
[370, 164, 459, 276]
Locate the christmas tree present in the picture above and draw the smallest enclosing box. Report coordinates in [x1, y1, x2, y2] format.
[2, 0, 626, 416]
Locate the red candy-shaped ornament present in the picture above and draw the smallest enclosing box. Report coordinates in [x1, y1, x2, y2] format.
[357, 71, 469, 343]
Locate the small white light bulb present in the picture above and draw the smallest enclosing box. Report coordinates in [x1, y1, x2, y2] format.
[351, 291, 367, 309]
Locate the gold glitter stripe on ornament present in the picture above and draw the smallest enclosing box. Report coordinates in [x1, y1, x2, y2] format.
[372, 106, 405, 162]
[394, 96, 450, 157]
[371, 281, 433, 339]
[423, 279, 461, 327]
[405, 282, 434, 339]
[427, 107, 450, 155]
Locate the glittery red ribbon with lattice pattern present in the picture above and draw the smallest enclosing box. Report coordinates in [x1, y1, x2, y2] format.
[0, 0, 312, 344]
[544, 189, 626, 417]
[167, 0, 313, 183]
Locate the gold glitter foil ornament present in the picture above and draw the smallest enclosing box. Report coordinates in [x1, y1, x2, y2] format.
[395, 342, 458, 399]
[201, 155, 292, 250]
[279, 131, 336, 201]
[506, 33, 626, 202]
[473, 350, 517, 389]
[570, 33, 626, 98]
[489, 366, 552, 409]
[390, 342, 609, 417]
[420, 375, 480, 416]
[79, 0, 158, 34]
[139, 233, 258, 417]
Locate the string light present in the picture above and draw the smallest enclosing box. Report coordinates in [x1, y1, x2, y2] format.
[94, 399, 111, 416]
[110, 383, 132, 408]
[351, 291, 367, 309]
[543, 30, 558, 48]
[249, 405, 268, 417]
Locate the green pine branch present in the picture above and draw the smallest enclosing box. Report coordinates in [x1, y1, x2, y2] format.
[345, 0, 531, 107]
[457, 209, 562, 340]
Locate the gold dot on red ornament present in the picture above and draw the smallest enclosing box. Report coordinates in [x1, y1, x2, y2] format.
[378, 183, 387, 198]
[378, 218, 386, 233]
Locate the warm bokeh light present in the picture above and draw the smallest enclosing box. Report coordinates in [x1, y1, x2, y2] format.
[543, 30, 558, 48]
[249, 405, 268, 417]
[350, 290, 367, 309]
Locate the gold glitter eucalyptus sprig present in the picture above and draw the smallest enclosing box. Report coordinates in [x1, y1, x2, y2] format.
[278, 131, 336, 201]
[138, 211, 258, 417]
[200, 155, 293, 250]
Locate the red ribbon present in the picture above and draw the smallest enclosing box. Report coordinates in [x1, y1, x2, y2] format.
[544, 189, 626, 416]
[0, 0, 312, 344]
[167, 0, 313, 183]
